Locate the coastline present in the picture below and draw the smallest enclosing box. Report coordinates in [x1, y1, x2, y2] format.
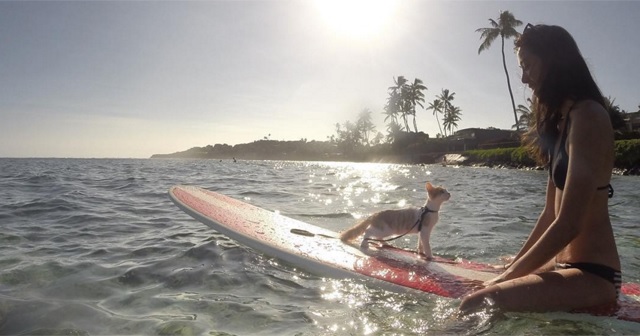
[150, 139, 640, 176]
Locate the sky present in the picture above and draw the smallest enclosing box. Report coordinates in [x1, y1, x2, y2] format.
[0, 0, 638, 158]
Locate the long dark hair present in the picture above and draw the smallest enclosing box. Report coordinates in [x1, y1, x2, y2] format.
[515, 24, 605, 164]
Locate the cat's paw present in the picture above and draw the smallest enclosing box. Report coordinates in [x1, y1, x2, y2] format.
[419, 253, 434, 261]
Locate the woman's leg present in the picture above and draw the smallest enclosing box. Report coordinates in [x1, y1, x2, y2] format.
[459, 268, 617, 313]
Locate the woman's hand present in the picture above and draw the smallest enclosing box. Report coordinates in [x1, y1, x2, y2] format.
[484, 268, 516, 287]
[483, 274, 506, 287]
[499, 255, 515, 264]
[490, 263, 511, 270]
[490, 255, 515, 270]
[484, 258, 532, 287]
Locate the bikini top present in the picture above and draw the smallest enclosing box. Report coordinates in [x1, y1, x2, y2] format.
[549, 108, 614, 198]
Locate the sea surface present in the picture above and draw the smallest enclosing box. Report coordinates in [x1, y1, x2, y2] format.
[1, 158, 639, 335]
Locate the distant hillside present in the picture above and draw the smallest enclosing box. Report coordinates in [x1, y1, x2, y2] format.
[151, 140, 349, 162]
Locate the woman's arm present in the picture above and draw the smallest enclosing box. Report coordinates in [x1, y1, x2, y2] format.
[506, 176, 556, 268]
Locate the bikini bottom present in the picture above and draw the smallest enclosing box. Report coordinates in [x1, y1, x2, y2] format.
[556, 262, 621, 298]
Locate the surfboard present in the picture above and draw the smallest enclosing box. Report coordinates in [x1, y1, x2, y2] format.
[169, 185, 640, 323]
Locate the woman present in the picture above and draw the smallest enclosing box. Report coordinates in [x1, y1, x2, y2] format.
[459, 24, 620, 313]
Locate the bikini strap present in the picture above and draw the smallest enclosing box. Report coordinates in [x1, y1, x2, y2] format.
[597, 184, 614, 198]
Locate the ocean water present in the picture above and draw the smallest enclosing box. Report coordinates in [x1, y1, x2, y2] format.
[0, 158, 639, 335]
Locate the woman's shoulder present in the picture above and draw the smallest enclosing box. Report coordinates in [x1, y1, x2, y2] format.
[571, 99, 609, 122]
[568, 99, 613, 138]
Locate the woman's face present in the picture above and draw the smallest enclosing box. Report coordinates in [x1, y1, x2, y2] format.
[518, 47, 544, 93]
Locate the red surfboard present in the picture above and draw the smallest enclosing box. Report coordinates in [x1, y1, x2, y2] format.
[169, 185, 640, 323]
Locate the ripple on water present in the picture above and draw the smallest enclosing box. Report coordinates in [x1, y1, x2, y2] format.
[0, 261, 78, 288]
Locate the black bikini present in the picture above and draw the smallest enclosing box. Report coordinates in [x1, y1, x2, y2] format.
[549, 111, 614, 197]
[556, 262, 622, 298]
[550, 108, 620, 298]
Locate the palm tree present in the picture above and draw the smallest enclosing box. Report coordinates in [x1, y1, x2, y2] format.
[406, 78, 427, 132]
[437, 89, 456, 137]
[604, 96, 628, 131]
[427, 99, 444, 136]
[384, 91, 403, 131]
[443, 105, 462, 137]
[388, 76, 410, 131]
[389, 76, 407, 94]
[382, 94, 400, 127]
[334, 120, 361, 153]
[356, 108, 376, 146]
[371, 132, 384, 146]
[476, 10, 523, 130]
[514, 98, 533, 130]
[385, 121, 402, 144]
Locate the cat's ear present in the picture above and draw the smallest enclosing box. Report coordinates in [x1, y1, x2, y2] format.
[426, 182, 433, 191]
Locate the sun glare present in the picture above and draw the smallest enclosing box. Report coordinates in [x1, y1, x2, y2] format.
[315, 0, 397, 39]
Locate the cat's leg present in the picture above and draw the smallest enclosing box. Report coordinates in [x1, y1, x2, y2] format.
[424, 241, 433, 260]
[361, 226, 386, 249]
[419, 231, 433, 260]
[360, 228, 377, 249]
[360, 232, 371, 249]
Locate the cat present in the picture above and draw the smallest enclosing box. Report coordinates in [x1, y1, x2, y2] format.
[339, 182, 450, 259]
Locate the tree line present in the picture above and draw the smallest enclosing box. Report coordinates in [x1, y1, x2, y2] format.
[330, 76, 464, 150]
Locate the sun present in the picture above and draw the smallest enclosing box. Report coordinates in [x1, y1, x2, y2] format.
[314, 0, 397, 39]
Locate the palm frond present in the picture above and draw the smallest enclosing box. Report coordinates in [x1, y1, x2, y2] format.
[477, 29, 500, 54]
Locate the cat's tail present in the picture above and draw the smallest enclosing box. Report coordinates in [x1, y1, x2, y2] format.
[339, 218, 371, 243]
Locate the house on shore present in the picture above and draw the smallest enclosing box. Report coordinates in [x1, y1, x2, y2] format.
[447, 128, 521, 151]
[624, 111, 640, 132]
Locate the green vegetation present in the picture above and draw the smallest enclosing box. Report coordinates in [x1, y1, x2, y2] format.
[463, 147, 535, 168]
[361, 76, 463, 143]
[614, 139, 640, 170]
[462, 140, 640, 175]
[377, 76, 463, 139]
[383, 76, 428, 133]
